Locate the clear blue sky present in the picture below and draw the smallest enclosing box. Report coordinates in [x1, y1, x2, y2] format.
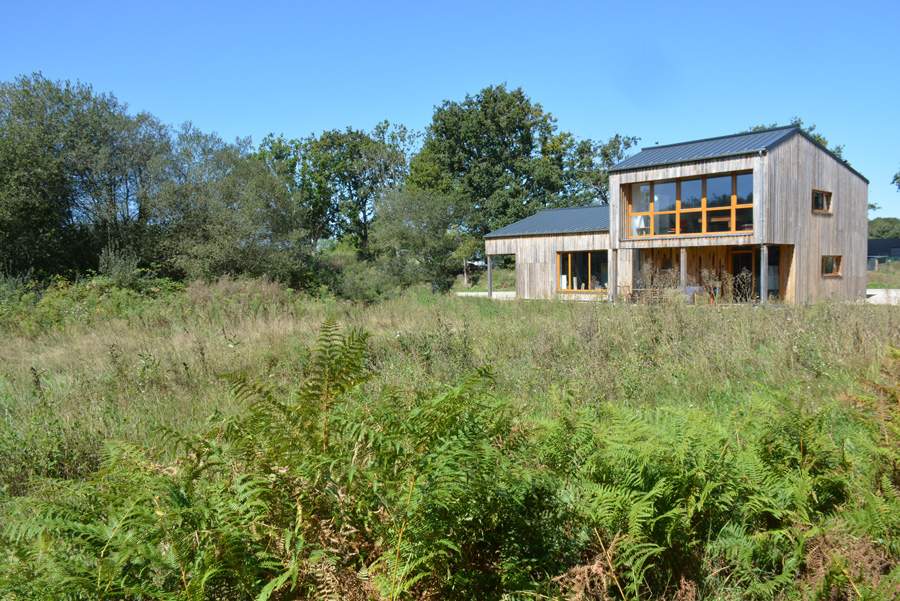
[3, 0, 899, 215]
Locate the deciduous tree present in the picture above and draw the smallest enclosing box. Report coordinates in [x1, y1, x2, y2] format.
[0, 73, 171, 274]
[409, 84, 637, 238]
[256, 133, 337, 251]
[149, 124, 297, 281]
[371, 188, 461, 290]
[309, 123, 414, 259]
[869, 217, 900, 240]
[748, 117, 845, 160]
[0, 74, 84, 274]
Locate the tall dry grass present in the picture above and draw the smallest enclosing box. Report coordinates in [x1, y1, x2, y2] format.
[2, 276, 899, 496]
[5, 277, 900, 599]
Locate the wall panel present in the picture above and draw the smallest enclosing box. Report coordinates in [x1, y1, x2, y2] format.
[486, 232, 610, 299]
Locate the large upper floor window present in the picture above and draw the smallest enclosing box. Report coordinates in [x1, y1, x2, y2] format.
[625, 172, 754, 237]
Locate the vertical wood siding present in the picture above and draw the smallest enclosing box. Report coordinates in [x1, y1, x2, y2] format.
[486, 232, 610, 299]
[765, 135, 868, 302]
[609, 134, 867, 303]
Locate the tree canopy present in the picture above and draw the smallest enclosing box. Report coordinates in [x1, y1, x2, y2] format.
[748, 117, 845, 160]
[869, 217, 900, 240]
[371, 187, 463, 290]
[1, 74, 640, 296]
[409, 84, 637, 238]
[0, 73, 168, 274]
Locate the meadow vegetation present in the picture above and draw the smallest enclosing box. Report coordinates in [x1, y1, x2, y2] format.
[3, 277, 900, 599]
[865, 260, 900, 290]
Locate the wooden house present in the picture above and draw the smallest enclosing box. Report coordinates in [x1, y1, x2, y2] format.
[484, 205, 610, 300]
[485, 126, 869, 303]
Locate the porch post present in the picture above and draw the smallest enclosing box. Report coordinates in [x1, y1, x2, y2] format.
[487, 255, 493, 299]
[760, 244, 768, 303]
[610, 249, 618, 303]
[680, 247, 687, 296]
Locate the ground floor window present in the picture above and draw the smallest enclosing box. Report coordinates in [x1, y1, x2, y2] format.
[558, 251, 608, 291]
[822, 255, 842, 276]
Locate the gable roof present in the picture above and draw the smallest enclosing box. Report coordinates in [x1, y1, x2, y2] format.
[484, 204, 609, 238]
[609, 126, 869, 183]
[610, 125, 798, 172]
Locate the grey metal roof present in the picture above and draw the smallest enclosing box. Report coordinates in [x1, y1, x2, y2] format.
[610, 125, 799, 172]
[484, 204, 609, 238]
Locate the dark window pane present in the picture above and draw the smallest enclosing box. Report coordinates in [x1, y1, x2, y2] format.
[736, 173, 753, 204]
[813, 191, 831, 212]
[590, 251, 608, 289]
[681, 179, 702, 209]
[736, 207, 753, 231]
[707, 176, 732, 208]
[654, 213, 677, 236]
[706, 209, 732, 232]
[572, 252, 590, 290]
[680, 211, 703, 234]
[654, 182, 676, 212]
[632, 183, 651, 212]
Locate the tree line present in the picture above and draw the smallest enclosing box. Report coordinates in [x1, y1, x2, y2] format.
[0, 73, 636, 293]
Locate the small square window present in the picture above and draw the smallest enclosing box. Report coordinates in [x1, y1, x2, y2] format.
[822, 255, 841, 276]
[813, 191, 832, 213]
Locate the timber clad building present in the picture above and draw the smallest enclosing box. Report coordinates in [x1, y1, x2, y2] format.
[484, 125, 869, 303]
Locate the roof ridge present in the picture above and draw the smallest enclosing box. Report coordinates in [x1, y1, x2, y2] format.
[541, 204, 607, 212]
[641, 125, 798, 151]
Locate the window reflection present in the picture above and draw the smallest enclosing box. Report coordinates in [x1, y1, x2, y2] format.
[736, 174, 753, 204]
[654, 182, 676, 212]
[736, 208, 753, 231]
[706, 176, 732, 208]
[681, 179, 702, 209]
[625, 172, 754, 237]
[706, 209, 732, 232]
[632, 184, 651, 212]
[680, 212, 702, 234]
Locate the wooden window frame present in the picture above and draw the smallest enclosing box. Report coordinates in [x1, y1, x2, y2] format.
[557, 251, 607, 292]
[822, 255, 842, 277]
[812, 190, 833, 214]
[624, 171, 753, 239]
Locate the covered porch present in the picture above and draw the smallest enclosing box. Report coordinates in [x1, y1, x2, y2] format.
[629, 244, 795, 303]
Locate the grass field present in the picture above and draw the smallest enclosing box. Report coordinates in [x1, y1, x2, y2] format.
[3, 276, 900, 599]
[866, 260, 900, 289]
